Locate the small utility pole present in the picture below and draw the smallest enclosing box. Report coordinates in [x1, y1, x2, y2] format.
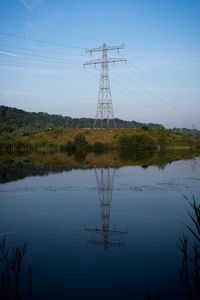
[84, 43, 127, 128]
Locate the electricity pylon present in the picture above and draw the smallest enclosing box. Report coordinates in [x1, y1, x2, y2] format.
[84, 43, 127, 128]
[85, 168, 128, 250]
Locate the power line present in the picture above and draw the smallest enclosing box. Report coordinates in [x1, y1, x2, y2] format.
[112, 65, 200, 122]
[0, 44, 85, 57]
[84, 57, 199, 120]
[0, 11, 56, 32]
[127, 65, 200, 119]
[115, 63, 194, 117]
[119, 68, 181, 113]
[109, 67, 193, 126]
[0, 52, 83, 65]
[111, 71, 178, 120]
[0, 31, 85, 50]
[117, 70, 189, 115]
[126, 63, 190, 114]
[0, 60, 81, 69]
[84, 67, 181, 124]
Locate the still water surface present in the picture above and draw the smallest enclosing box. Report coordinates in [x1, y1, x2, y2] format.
[0, 157, 200, 299]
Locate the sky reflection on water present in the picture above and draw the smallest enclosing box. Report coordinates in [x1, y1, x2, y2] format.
[0, 158, 200, 299]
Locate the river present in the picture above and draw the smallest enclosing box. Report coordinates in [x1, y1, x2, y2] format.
[0, 156, 200, 299]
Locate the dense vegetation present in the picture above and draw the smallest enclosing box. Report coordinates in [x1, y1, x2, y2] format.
[1, 126, 200, 153]
[1, 105, 200, 136]
[0, 105, 173, 135]
[1, 105, 200, 162]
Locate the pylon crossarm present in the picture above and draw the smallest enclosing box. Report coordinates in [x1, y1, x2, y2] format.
[85, 47, 102, 53]
[85, 44, 124, 53]
[84, 58, 126, 66]
[85, 226, 128, 235]
[87, 240, 126, 248]
[84, 59, 101, 66]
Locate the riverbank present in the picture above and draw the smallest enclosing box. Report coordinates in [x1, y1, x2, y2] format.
[1, 128, 200, 153]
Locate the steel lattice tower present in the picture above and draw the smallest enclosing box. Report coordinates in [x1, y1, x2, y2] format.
[84, 43, 127, 128]
[85, 168, 128, 250]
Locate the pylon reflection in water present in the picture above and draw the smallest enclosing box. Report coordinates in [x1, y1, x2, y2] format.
[85, 168, 128, 250]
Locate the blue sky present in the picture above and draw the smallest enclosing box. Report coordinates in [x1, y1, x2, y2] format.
[0, 0, 200, 128]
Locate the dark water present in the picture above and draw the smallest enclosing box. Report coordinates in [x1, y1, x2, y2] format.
[0, 157, 200, 299]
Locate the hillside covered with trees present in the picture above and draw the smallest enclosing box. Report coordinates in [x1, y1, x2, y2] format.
[1, 105, 199, 136]
[1, 105, 200, 158]
[0, 105, 166, 135]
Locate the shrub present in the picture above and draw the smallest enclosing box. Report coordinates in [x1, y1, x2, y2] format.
[91, 141, 108, 154]
[117, 133, 156, 152]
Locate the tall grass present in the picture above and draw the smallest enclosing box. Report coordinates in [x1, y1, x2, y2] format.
[0, 236, 31, 300]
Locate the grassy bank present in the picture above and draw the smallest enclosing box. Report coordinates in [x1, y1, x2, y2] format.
[0, 127, 200, 153]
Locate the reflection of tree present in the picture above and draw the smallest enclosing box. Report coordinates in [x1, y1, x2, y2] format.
[0, 236, 32, 300]
[85, 168, 128, 250]
[179, 196, 200, 299]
